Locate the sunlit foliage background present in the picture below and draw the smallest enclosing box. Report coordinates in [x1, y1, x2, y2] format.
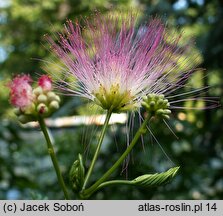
[0, 0, 222, 199]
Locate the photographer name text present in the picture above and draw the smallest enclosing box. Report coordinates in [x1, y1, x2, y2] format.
[2, 202, 84, 213]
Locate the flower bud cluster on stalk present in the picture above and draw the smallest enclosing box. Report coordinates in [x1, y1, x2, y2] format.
[8, 74, 60, 123]
[142, 94, 171, 119]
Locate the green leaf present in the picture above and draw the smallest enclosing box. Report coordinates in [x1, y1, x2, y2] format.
[97, 166, 180, 191]
[131, 166, 180, 188]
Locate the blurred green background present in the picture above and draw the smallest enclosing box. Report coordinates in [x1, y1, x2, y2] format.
[0, 0, 222, 199]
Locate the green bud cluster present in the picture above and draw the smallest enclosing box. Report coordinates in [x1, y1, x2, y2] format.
[34, 86, 60, 114]
[142, 94, 171, 119]
[14, 86, 61, 124]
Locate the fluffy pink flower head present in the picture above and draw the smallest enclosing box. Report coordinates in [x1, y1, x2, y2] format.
[8, 74, 33, 109]
[48, 14, 214, 113]
[38, 75, 52, 91]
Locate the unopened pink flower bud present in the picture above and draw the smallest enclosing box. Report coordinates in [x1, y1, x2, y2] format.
[8, 75, 33, 109]
[38, 75, 52, 91]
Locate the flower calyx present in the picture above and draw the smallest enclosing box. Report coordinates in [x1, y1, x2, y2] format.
[94, 84, 136, 113]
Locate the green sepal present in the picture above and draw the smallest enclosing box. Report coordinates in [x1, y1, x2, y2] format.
[69, 154, 85, 193]
[131, 166, 180, 188]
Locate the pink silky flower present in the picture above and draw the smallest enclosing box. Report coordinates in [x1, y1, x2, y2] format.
[38, 75, 52, 91]
[47, 15, 218, 112]
[8, 75, 33, 109]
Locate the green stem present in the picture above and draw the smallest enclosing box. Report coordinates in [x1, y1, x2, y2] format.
[38, 116, 70, 200]
[82, 109, 112, 190]
[82, 114, 151, 198]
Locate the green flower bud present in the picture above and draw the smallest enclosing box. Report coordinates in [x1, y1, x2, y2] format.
[149, 101, 155, 108]
[159, 94, 165, 99]
[54, 95, 61, 102]
[163, 109, 171, 114]
[33, 86, 43, 96]
[47, 91, 57, 101]
[156, 109, 164, 115]
[37, 94, 48, 103]
[157, 99, 164, 105]
[163, 99, 169, 105]
[141, 101, 149, 109]
[49, 101, 59, 110]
